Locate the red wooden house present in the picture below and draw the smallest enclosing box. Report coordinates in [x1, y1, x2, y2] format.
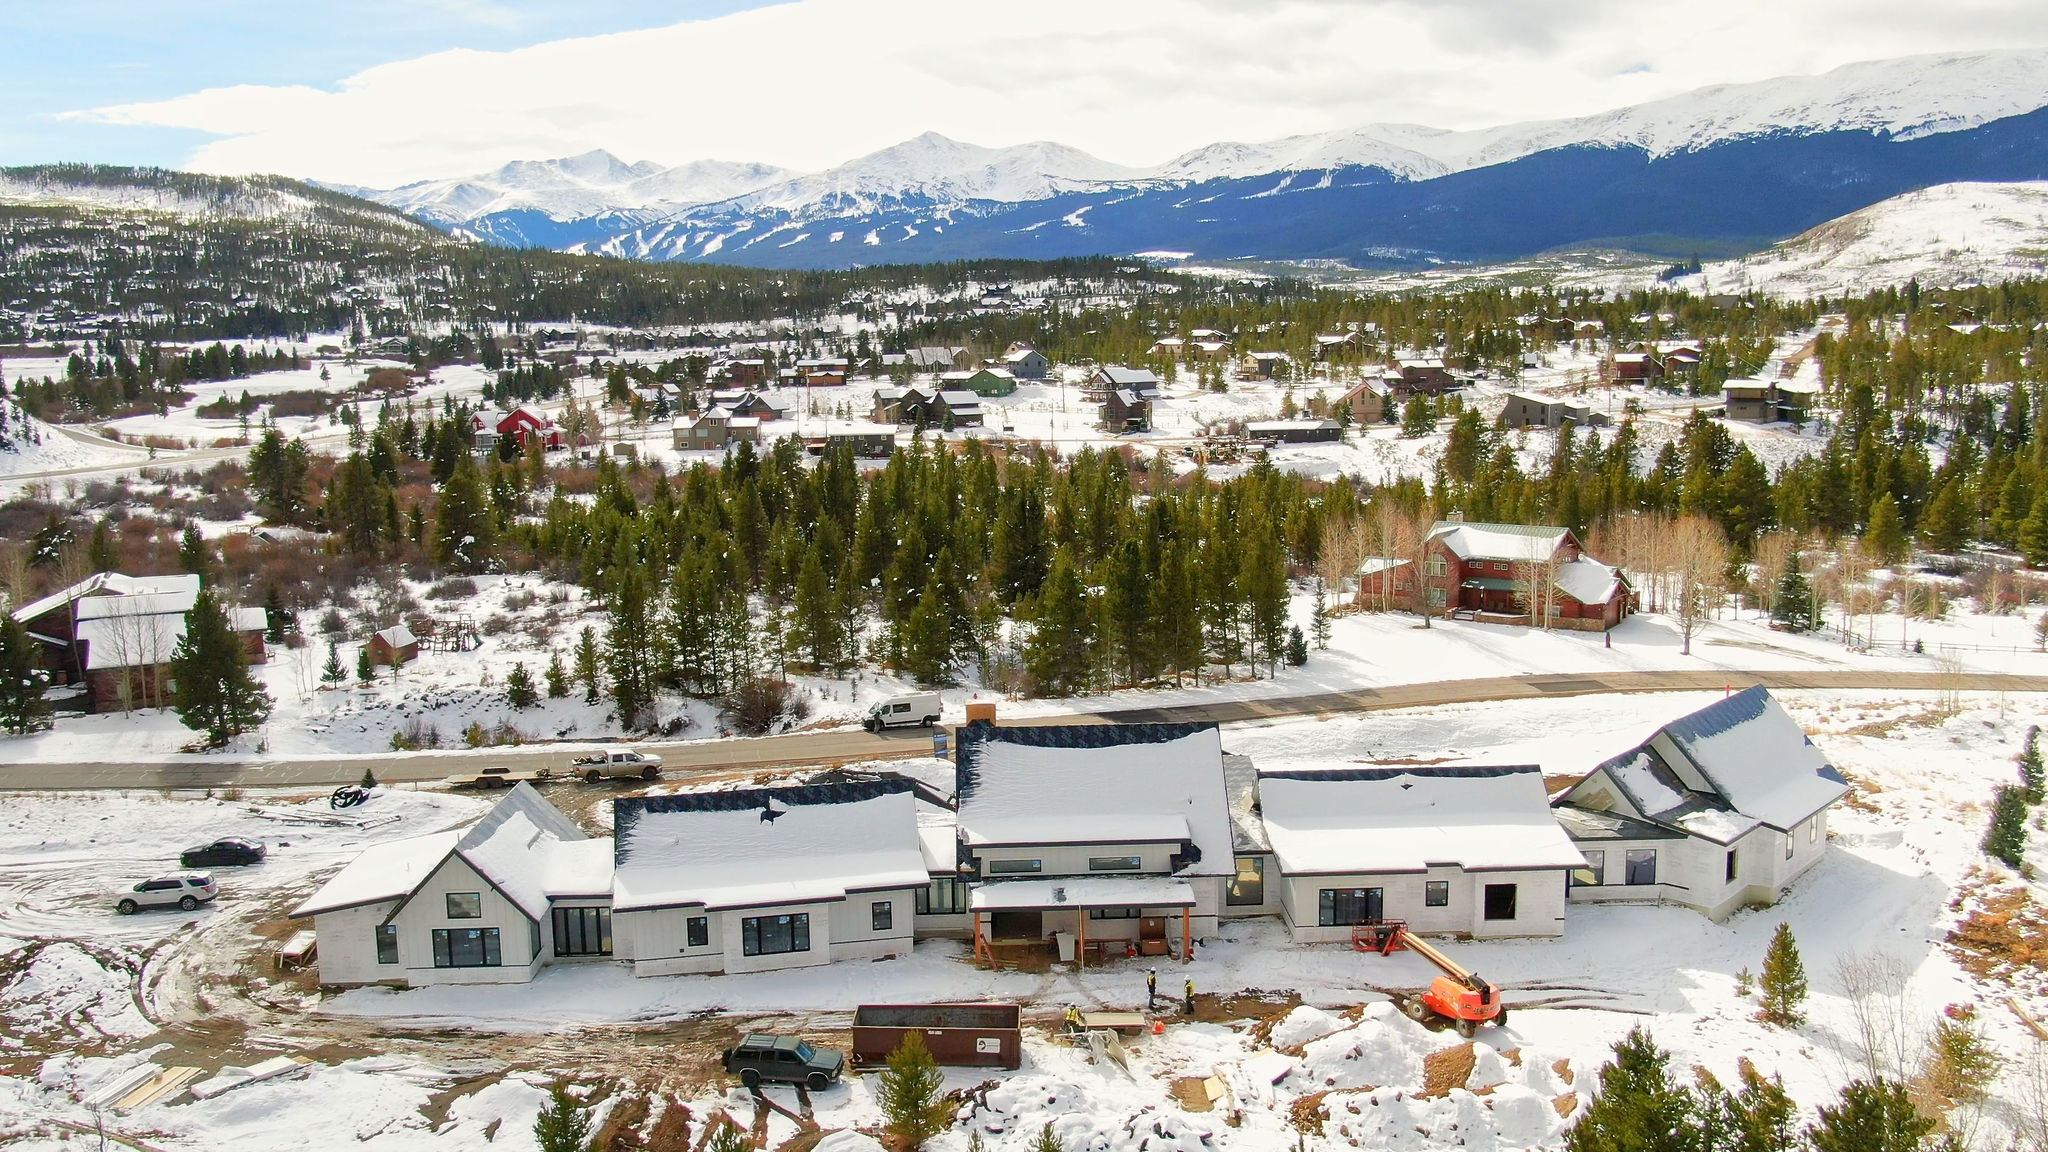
[1356, 520, 1631, 631]
[497, 406, 564, 451]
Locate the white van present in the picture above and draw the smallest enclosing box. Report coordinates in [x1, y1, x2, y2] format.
[864, 691, 942, 732]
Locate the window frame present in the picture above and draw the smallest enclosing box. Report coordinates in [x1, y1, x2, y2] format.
[1624, 848, 1658, 886]
[1725, 848, 1739, 883]
[915, 876, 968, 915]
[740, 913, 811, 957]
[430, 926, 502, 968]
[1226, 856, 1265, 907]
[1317, 887, 1383, 927]
[871, 900, 893, 932]
[1088, 856, 1143, 872]
[1571, 849, 1606, 888]
[445, 892, 483, 919]
[986, 858, 1043, 875]
[686, 915, 709, 948]
[550, 905, 613, 957]
[1087, 907, 1143, 920]
[374, 924, 399, 965]
[1482, 883, 1518, 922]
[1424, 880, 1450, 907]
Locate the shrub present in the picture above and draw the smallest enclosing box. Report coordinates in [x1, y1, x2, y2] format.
[725, 678, 808, 736]
[427, 576, 479, 601]
[532, 1082, 592, 1152]
[878, 1031, 951, 1151]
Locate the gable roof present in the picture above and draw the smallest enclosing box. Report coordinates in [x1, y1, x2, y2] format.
[1094, 365, 1160, 387]
[954, 723, 1232, 876]
[612, 780, 926, 912]
[1258, 766, 1585, 875]
[14, 572, 201, 625]
[1426, 521, 1572, 563]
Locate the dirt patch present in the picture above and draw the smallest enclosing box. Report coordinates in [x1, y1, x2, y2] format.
[1419, 1044, 1476, 1099]
[1171, 1076, 1216, 1112]
[1288, 1091, 1330, 1134]
[1194, 989, 1302, 1025]
[1552, 1093, 1578, 1119]
[1552, 1058, 1574, 1086]
[1945, 877, 2048, 985]
[1834, 708, 1952, 738]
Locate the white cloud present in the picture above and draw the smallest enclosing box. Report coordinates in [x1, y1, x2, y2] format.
[67, 0, 2048, 187]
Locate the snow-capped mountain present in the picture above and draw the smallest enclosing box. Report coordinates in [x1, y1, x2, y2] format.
[349, 48, 2048, 271]
[1678, 180, 2048, 297]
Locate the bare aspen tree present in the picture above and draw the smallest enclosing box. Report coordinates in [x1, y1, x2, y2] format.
[1401, 510, 1437, 626]
[1833, 949, 1919, 1080]
[1669, 515, 1728, 656]
[1750, 530, 1797, 623]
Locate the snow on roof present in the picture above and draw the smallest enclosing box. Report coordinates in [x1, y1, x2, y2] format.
[612, 782, 927, 911]
[1661, 687, 1849, 830]
[229, 607, 268, 633]
[76, 613, 186, 670]
[970, 877, 1195, 911]
[1426, 521, 1570, 563]
[1257, 767, 1585, 875]
[1095, 366, 1160, 386]
[917, 806, 958, 873]
[1553, 557, 1624, 605]
[1001, 348, 1042, 362]
[454, 784, 595, 916]
[374, 624, 416, 648]
[1613, 352, 1651, 363]
[955, 724, 1232, 877]
[291, 830, 464, 918]
[74, 590, 200, 620]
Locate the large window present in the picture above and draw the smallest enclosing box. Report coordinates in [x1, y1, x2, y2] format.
[1087, 907, 1142, 920]
[1624, 849, 1659, 886]
[916, 876, 968, 915]
[1483, 884, 1518, 921]
[1725, 849, 1739, 883]
[1424, 881, 1450, 907]
[1226, 856, 1265, 906]
[431, 927, 501, 968]
[686, 916, 709, 947]
[1088, 856, 1142, 872]
[1426, 588, 1446, 608]
[1424, 557, 1447, 577]
[1318, 888, 1383, 927]
[446, 892, 482, 919]
[987, 859, 1042, 874]
[374, 924, 398, 965]
[872, 901, 893, 932]
[551, 906, 612, 957]
[741, 913, 810, 957]
[1571, 850, 1606, 888]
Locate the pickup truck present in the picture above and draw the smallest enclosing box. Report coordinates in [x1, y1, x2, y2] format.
[443, 765, 553, 789]
[723, 1033, 844, 1090]
[571, 749, 663, 783]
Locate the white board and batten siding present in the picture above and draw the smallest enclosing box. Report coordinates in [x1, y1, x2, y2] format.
[309, 902, 400, 986]
[623, 887, 920, 977]
[1277, 867, 1568, 943]
[396, 854, 543, 985]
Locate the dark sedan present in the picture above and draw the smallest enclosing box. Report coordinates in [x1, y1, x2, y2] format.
[179, 838, 266, 868]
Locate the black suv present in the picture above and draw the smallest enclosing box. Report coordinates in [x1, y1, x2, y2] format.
[722, 1033, 844, 1090]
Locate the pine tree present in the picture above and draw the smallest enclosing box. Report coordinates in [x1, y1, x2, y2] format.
[262, 583, 292, 642]
[545, 651, 569, 699]
[177, 522, 213, 581]
[356, 643, 374, 686]
[703, 1119, 751, 1152]
[901, 583, 956, 686]
[877, 1031, 952, 1151]
[1918, 479, 1969, 553]
[1771, 557, 1816, 632]
[169, 589, 273, 747]
[1756, 922, 1807, 1028]
[433, 458, 496, 573]
[0, 613, 52, 734]
[2022, 725, 2044, 802]
[575, 626, 602, 704]
[790, 544, 844, 669]
[1285, 625, 1309, 666]
[2023, 488, 2048, 569]
[1690, 1063, 1795, 1152]
[506, 662, 538, 709]
[1563, 1026, 1693, 1152]
[1984, 783, 2028, 869]
[328, 451, 388, 554]
[1864, 494, 1906, 567]
[87, 519, 117, 573]
[1029, 1124, 1065, 1152]
[1804, 1079, 1935, 1152]
[1024, 554, 1094, 697]
[1310, 578, 1332, 651]
[320, 640, 346, 686]
[531, 1082, 592, 1152]
[606, 575, 655, 729]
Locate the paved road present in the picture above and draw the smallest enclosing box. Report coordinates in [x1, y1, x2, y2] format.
[3, 667, 2040, 792]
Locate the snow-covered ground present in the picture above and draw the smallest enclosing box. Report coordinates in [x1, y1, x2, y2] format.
[4, 687, 2047, 1149]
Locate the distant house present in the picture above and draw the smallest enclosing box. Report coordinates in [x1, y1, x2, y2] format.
[11, 572, 263, 712]
[953, 368, 1019, 397]
[1553, 687, 1848, 920]
[369, 624, 418, 667]
[672, 407, 762, 450]
[612, 781, 926, 977]
[952, 723, 1233, 963]
[873, 386, 937, 426]
[1088, 366, 1160, 406]
[1336, 377, 1391, 424]
[1314, 333, 1364, 361]
[1147, 337, 1186, 358]
[1000, 347, 1049, 380]
[811, 424, 899, 458]
[1391, 357, 1456, 395]
[934, 390, 985, 428]
[715, 359, 768, 386]
[1353, 520, 1630, 630]
[1723, 378, 1814, 423]
[1245, 419, 1342, 445]
[1241, 351, 1290, 380]
[796, 358, 849, 386]
[291, 785, 611, 987]
[1256, 766, 1581, 941]
[497, 406, 563, 451]
[908, 346, 973, 371]
[1611, 351, 1663, 381]
[1500, 393, 1605, 430]
[711, 391, 781, 420]
[1102, 388, 1153, 433]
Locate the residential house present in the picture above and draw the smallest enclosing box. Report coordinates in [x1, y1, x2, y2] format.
[933, 390, 985, 428]
[1353, 520, 1631, 630]
[11, 572, 265, 711]
[811, 424, 899, 458]
[1241, 351, 1290, 380]
[710, 391, 781, 421]
[873, 386, 937, 426]
[908, 346, 974, 371]
[497, 406, 564, 451]
[1553, 688, 1848, 920]
[1724, 378, 1813, 423]
[1147, 337, 1187, 358]
[1500, 393, 1605, 430]
[714, 359, 768, 386]
[1314, 333, 1364, 361]
[290, 785, 612, 987]
[953, 723, 1233, 963]
[369, 624, 418, 667]
[1336, 377, 1391, 424]
[1611, 351, 1663, 381]
[1102, 388, 1153, 433]
[1000, 347, 1049, 380]
[1392, 357, 1456, 395]
[611, 781, 926, 977]
[1256, 766, 1581, 942]
[672, 407, 763, 450]
[1087, 365, 1161, 400]
[950, 368, 1019, 397]
[1245, 419, 1342, 445]
[796, 358, 849, 386]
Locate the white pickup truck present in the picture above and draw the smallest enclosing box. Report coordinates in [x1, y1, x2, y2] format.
[571, 749, 663, 782]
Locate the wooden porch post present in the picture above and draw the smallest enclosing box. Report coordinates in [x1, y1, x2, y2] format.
[1077, 907, 1087, 971]
[1181, 906, 1192, 964]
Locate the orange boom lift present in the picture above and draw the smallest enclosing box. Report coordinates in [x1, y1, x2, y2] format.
[1352, 921, 1505, 1038]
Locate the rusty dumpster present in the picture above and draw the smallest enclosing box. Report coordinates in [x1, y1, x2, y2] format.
[851, 1003, 1023, 1069]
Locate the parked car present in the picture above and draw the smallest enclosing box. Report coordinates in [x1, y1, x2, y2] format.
[722, 1033, 845, 1090]
[571, 749, 663, 782]
[180, 838, 266, 868]
[863, 691, 942, 733]
[116, 873, 218, 915]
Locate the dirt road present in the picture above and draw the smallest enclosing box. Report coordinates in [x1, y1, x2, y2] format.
[3, 667, 2039, 792]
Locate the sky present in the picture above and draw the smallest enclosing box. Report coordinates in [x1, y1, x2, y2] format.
[8, 0, 2048, 189]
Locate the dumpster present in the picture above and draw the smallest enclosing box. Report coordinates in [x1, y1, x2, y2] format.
[851, 1003, 1023, 1069]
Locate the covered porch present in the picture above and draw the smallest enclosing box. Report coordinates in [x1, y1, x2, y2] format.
[1457, 575, 1524, 616]
[969, 878, 1197, 969]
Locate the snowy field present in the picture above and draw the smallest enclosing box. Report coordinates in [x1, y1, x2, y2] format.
[3, 688, 2046, 1149]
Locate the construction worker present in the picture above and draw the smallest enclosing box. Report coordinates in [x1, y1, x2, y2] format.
[1183, 977, 1195, 1016]
[1146, 969, 1158, 1010]
[1065, 1005, 1081, 1032]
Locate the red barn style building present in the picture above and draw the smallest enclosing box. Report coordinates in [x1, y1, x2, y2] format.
[1356, 521, 1631, 631]
[497, 406, 564, 451]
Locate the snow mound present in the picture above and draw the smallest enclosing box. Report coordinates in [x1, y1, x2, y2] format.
[0, 942, 153, 1045]
[813, 1131, 887, 1152]
[1270, 1004, 1350, 1049]
[1296, 1003, 1451, 1091]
